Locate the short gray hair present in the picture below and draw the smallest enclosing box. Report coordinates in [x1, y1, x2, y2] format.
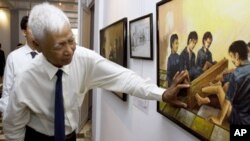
[28, 2, 70, 42]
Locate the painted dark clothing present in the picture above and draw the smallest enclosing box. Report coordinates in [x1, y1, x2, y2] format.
[196, 47, 213, 68]
[167, 53, 180, 86]
[222, 73, 233, 85]
[227, 63, 250, 125]
[179, 47, 200, 80]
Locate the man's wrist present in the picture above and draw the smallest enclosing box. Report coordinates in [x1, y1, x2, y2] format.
[162, 89, 171, 103]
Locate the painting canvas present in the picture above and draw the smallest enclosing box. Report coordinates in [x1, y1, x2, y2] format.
[156, 0, 250, 140]
[100, 18, 127, 101]
[129, 13, 153, 60]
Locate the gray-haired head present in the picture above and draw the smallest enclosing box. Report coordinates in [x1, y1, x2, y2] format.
[28, 2, 70, 42]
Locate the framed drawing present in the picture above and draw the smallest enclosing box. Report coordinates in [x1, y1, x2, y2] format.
[157, 0, 250, 140]
[129, 13, 153, 60]
[100, 18, 128, 101]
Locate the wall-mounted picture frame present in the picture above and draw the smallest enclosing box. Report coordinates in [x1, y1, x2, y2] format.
[157, 0, 250, 140]
[100, 18, 128, 101]
[129, 13, 153, 60]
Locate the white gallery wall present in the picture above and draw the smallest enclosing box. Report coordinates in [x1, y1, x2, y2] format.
[92, 0, 199, 141]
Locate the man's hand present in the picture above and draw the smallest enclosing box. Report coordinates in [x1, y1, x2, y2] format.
[162, 71, 190, 108]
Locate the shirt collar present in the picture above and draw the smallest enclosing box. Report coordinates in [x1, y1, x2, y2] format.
[240, 60, 250, 66]
[23, 43, 39, 55]
[23, 44, 34, 55]
[202, 46, 209, 53]
[41, 55, 70, 80]
[184, 47, 194, 54]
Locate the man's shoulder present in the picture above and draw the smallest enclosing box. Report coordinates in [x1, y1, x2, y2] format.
[169, 53, 179, 58]
[198, 47, 203, 53]
[15, 59, 41, 80]
[180, 48, 186, 55]
[207, 49, 212, 55]
[74, 46, 99, 58]
[73, 46, 104, 67]
[8, 46, 27, 56]
[234, 64, 250, 80]
[74, 46, 88, 53]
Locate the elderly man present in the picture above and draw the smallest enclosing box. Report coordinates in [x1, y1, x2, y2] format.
[3, 3, 189, 141]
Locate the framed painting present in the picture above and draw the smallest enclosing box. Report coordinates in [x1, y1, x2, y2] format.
[157, 0, 250, 140]
[100, 18, 128, 101]
[129, 13, 153, 60]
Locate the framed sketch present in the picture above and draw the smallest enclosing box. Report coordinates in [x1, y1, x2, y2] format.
[157, 0, 250, 140]
[129, 13, 153, 60]
[100, 18, 128, 101]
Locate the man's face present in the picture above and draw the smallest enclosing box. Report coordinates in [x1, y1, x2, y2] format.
[39, 24, 76, 68]
[188, 39, 197, 50]
[204, 38, 212, 49]
[24, 27, 36, 50]
[172, 39, 179, 53]
[229, 52, 240, 67]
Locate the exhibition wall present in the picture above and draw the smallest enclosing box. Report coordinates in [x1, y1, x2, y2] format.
[92, 0, 199, 141]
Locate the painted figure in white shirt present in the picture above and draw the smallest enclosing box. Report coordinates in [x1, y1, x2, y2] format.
[3, 3, 189, 141]
[0, 16, 38, 112]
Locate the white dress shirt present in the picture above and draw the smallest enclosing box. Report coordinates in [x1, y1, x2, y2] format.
[3, 46, 165, 140]
[0, 44, 38, 112]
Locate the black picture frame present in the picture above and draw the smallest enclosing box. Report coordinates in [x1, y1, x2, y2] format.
[129, 13, 153, 60]
[100, 18, 128, 101]
[156, 0, 235, 141]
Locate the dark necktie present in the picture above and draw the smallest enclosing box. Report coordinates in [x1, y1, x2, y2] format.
[30, 51, 37, 59]
[55, 69, 65, 141]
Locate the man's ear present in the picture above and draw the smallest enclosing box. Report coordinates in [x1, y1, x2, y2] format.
[188, 39, 191, 45]
[235, 52, 239, 60]
[23, 30, 27, 37]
